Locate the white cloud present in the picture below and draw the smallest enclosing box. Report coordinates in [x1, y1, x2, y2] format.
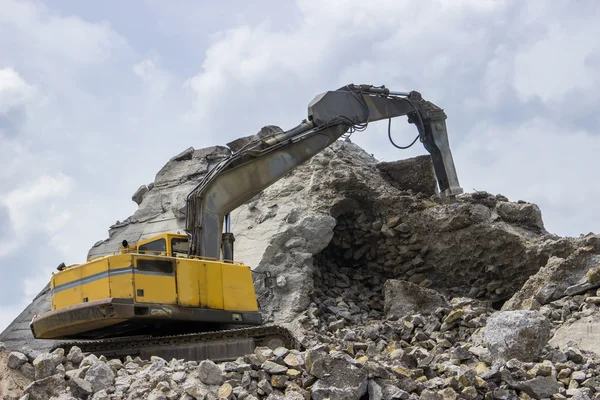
[0, 68, 35, 114]
[181, 0, 524, 133]
[0, 173, 74, 256]
[0, 0, 128, 67]
[133, 58, 173, 98]
[0, 136, 31, 181]
[514, 15, 600, 101]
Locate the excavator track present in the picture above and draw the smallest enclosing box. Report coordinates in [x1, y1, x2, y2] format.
[51, 325, 300, 363]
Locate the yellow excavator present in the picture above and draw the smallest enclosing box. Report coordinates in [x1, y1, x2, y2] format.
[30, 84, 463, 361]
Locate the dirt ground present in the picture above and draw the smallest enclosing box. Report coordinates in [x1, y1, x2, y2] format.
[0, 350, 31, 400]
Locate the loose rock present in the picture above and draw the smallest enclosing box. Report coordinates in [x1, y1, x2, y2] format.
[84, 361, 115, 393]
[197, 359, 224, 385]
[8, 352, 28, 369]
[310, 356, 368, 400]
[483, 310, 551, 362]
[23, 374, 66, 400]
[32, 353, 58, 380]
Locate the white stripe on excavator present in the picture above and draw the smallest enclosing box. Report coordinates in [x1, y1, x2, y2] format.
[52, 266, 174, 293]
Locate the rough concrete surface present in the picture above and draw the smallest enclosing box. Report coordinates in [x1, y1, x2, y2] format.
[550, 313, 600, 356]
[383, 279, 449, 319]
[376, 154, 437, 197]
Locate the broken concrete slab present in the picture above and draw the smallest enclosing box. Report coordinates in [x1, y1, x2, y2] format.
[550, 314, 600, 357]
[131, 185, 149, 205]
[376, 155, 437, 196]
[503, 243, 600, 311]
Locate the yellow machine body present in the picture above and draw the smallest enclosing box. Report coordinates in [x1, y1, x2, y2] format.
[31, 233, 261, 340]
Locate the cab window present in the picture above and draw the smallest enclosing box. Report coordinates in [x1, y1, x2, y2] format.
[138, 238, 166, 255]
[171, 238, 188, 257]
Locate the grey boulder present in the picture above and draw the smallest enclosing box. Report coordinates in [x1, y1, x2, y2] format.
[197, 359, 224, 385]
[66, 346, 84, 365]
[8, 352, 28, 369]
[23, 374, 66, 400]
[84, 361, 115, 393]
[69, 376, 93, 399]
[32, 353, 59, 380]
[310, 356, 368, 400]
[482, 310, 551, 362]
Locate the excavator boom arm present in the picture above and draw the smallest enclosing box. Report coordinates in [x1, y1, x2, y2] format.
[186, 84, 463, 259]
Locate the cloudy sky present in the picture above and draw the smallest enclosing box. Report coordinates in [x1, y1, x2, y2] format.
[1, 0, 599, 332]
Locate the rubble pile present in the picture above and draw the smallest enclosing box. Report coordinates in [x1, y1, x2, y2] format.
[306, 193, 578, 335]
[540, 286, 600, 326]
[308, 189, 576, 314]
[3, 287, 600, 400]
[2, 135, 600, 399]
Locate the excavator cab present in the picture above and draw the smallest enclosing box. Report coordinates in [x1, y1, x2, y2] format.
[130, 233, 189, 257]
